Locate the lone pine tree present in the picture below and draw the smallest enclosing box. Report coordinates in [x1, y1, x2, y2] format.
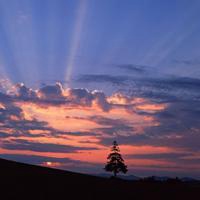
[104, 141, 128, 177]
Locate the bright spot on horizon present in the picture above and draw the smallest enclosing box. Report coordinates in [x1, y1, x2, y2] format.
[46, 162, 52, 166]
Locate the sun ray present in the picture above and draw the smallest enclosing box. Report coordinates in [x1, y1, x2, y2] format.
[65, 0, 87, 87]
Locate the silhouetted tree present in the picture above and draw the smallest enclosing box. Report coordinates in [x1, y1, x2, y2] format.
[104, 141, 128, 177]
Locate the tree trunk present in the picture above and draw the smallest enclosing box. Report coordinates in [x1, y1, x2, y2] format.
[114, 170, 117, 177]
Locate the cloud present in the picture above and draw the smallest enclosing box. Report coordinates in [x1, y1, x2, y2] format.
[0, 91, 12, 103]
[0, 97, 53, 138]
[137, 99, 200, 151]
[173, 59, 200, 66]
[98, 96, 200, 153]
[125, 152, 191, 160]
[0, 132, 10, 138]
[78, 74, 200, 102]
[37, 82, 65, 100]
[92, 91, 110, 111]
[145, 77, 200, 92]
[2, 139, 98, 153]
[0, 80, 200, 176]
[78, 74, 130, 85]
[15, 83, 37, 99]
[0, 154, 101, 173]
[66, 88, 110, 111]
[88, 115, 128, 126]
[0, 100, 23, 122]
[87, 115, 135, 137]
[0, 154, 73, 165]
[100, 101, 200, 150]
[115, 64, 151, 73]
[125, 152, 200, 168]
[3, 82, 112, 111]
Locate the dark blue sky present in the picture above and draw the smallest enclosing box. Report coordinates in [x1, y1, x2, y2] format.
[0, 0, 200, 87]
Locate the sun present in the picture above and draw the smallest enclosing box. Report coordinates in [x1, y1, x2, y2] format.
[46, 162, 52, 166]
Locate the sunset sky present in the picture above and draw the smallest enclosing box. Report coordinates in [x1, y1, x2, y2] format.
[0, 0, 200, 178]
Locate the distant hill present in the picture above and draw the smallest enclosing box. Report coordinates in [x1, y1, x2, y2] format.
[0, 158, 199, 200]
[96, 173, 199, 182]
[96, 173, 140, 180]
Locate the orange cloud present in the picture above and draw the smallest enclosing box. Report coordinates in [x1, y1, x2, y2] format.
[3, 82, 186, 173]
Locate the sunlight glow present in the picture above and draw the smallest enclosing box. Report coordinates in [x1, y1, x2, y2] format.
[65, 0, 87, 86]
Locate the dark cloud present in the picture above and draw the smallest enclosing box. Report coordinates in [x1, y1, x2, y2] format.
[1, 118, 49, 131]
[94, 126, 134, 137]
[100, 123, 200, 152]
[38, 82, 64, 100]
[0, 154, 101, 173]
[78, 74, 131, 85]
[116, 64, 151, 73]
[67, 88, 110, 111]
[1, 82, 71, 106]
[93, 125, 135, 138]
[78, 74, 200, 102]
[129, 76, 200, 103]
[0, 99, 23, 122]
[67, 88, 93, 103]
[125, 152, 190, 160]
[54, 130, 97, 137]
[87, 115, 135, 137]
[150, 134, 200, 151]
[134, 99, 200, 151]
[0, 99, 53, 138]
[89, 115, 128, 126]
[2, 139, 98, 153]
[4, 82, 112, 111]
[0, 92, 12, 103]
[144, 77, 200, 92]
[16, 83, 37, 99]
[153, 100, 200, 132]
[99, 99, 200, 151]
[64, 115, 135, 138]
[173, 59, 200, 66]
[0, 132, 10, 138]
[92, 91, 110, 111]
[126, 152, 200, 167]
[0, 154, 73, 165]
[99, 133, 149, 146]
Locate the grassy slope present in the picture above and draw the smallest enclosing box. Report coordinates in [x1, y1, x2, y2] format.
[0, 158, 199, 200]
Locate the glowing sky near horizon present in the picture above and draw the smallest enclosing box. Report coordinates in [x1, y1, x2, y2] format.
[0, 0, 200, 178]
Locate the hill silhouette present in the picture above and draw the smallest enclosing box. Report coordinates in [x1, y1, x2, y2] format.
[0, 158, 199, 200]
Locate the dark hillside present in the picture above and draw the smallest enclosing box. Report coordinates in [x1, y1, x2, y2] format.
[0, 158, 199, 200]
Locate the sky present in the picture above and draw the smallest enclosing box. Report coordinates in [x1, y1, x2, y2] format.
[0, 0, 200, 178]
